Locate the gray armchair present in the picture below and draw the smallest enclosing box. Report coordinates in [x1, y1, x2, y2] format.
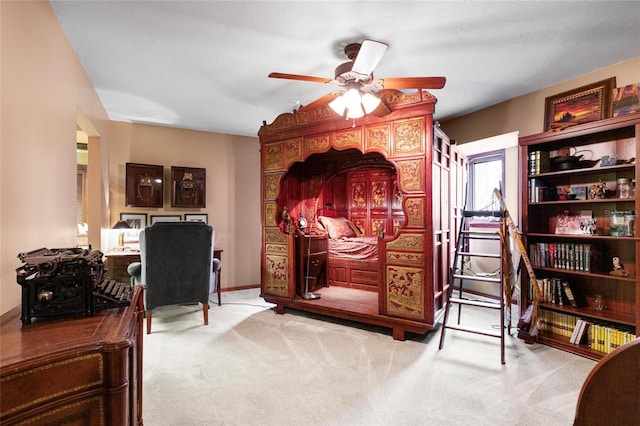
[127, 221, 213, 334]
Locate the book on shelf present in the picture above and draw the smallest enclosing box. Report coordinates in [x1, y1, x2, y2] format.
[570, 319, 585, 344]
[529, 150, 550, 175]
[561, 281, 586, 308]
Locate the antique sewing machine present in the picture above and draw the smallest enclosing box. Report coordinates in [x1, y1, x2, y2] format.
[16, 247, 133, 324]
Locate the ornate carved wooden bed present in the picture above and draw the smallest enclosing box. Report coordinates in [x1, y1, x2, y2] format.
[259, 89, 467, 340]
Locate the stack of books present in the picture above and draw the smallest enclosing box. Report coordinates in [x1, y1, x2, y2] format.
[529, 242, 594, 272]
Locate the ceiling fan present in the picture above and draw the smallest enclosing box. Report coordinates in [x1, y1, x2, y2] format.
[268, 40, 446, 119]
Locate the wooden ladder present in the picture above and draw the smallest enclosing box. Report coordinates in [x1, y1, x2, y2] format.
[438, 208, 509, 364]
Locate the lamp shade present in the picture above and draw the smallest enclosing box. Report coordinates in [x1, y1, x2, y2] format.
[328, 89, 380, 119]
[112, 220, 131, 229]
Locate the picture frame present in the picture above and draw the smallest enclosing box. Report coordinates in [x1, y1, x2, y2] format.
[171, 166, 206, 208]
[184, 213, 208, 224]
[126, 163, 164, 207]
[612, 82, 640, 117]
[150, 214, 182, 224]
[544, 77, 616, 132]
[119, 212, 147, 229]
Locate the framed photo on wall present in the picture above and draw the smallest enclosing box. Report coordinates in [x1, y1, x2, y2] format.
[171, 166, 206, 208]
[119, 212, 147, 229]
[184, 213, 208, 223]
[126, 163, 164, 207]
[150, 214, 182, 224]
[543, 77, 616, 132]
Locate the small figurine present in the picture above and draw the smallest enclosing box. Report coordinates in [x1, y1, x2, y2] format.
[609, 256, 629, 276]
[589, 180, 606, 199]
[281, 206, 291, 234]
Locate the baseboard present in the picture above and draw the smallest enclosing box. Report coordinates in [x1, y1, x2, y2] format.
[221, 284, 260, 292]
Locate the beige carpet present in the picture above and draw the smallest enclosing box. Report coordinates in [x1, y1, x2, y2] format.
[142, 289, 596, 426]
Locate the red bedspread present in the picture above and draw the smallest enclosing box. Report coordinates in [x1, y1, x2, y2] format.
[328, 236, 378, 260]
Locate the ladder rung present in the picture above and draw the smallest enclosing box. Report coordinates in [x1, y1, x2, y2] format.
[458, 251, 501, 258]
[461, 230, 500, 235]
[448, 297, 502, 309]
[443, 324, 502, 338]
[452, 273, 501, 283]
[462, 210, 504, 218]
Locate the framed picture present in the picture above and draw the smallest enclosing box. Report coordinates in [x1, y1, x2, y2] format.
[184, 213, 208, 223]
[119, 212, 147, 229]
[150, 215, 182, 224]
[171, 166, 206, 208]
[544, 77, 616, 132]
[613, 83, 640, 117]
[126, 163, 164, 207]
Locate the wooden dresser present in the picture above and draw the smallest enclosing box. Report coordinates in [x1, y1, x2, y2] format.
[0, 285, 144, 425]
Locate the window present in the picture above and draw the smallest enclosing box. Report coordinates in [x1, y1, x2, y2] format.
[468, 149, 504, 221]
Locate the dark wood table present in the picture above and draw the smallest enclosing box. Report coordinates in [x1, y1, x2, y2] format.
[0, 286, 145, 425]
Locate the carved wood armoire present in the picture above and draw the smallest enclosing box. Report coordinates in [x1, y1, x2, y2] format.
[259, 89, 467, 340]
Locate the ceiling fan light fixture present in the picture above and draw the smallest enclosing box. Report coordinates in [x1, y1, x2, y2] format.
[328, 95, 347, 116]
[361, 92, 381, 114]
[329, 87, 379, 119]
[345, 105, 365, 119]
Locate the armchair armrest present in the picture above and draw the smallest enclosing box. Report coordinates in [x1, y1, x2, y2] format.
[127, 262, 142, 285]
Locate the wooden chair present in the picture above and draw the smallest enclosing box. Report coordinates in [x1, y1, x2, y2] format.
[574, 338, 640, 425]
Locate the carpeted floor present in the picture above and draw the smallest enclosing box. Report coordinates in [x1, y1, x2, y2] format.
[142, 289, 596, 425]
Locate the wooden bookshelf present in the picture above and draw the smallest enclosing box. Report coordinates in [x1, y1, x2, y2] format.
[519, 114, 640, 360]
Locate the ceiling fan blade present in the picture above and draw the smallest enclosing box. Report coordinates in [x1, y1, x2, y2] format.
[380, 76, 446, 89]
[351, 40, 389, 76]
[298, 92, 341, 111]
[268, 72, 331, 84]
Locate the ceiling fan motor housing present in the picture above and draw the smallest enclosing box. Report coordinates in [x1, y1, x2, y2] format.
[334, 61, 373, 86]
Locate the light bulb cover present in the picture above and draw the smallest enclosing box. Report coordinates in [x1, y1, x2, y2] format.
[328, 88, 381, 119]
[328, 96, 346, 116]
[345, 105, 364, 119]
[361, 92, 381, 114]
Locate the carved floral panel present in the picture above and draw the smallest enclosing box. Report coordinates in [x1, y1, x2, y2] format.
[264, 173, 281, 200]
[264, 143, 283, 171]
[392, 118, 424, 156]
[265, 228, 287, 244]
[265, 243, 288, 256]
[304, 134, 330, 156]
[386, 265, 424, 319]
[386, 233, 424, 251]
[366, 124, 390, 155]
[284, 138, 303, 167]
[264, 254, 288, 296]
[371, 180, 388, 208]
[386, 251, 424, 265]
[334, 129, 362, 149]
[264, 202, 276, 226]
[405, 197, 425, 228]
[351, 181, 367, 208]
[396, 159, 424, 192]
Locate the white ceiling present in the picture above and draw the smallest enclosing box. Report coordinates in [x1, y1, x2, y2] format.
[50, 1, 640, 138]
